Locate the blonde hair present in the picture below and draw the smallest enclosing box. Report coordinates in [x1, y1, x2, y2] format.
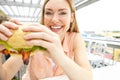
[40, 0, 79, 32]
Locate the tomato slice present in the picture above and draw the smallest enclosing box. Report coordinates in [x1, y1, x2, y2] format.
[22, 51, 30, 65]
[1, 49, 31, 65]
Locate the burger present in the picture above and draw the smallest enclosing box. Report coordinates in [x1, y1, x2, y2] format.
[0, 25, 46, 65]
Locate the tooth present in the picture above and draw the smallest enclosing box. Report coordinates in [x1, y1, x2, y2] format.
[51, 26, 61, 29]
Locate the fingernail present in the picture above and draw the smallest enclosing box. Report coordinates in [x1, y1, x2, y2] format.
[7, 32, 12, 36]
[1, 37, 8, 41]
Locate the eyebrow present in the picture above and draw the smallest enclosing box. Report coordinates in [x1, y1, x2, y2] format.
[45, 8, 68, 11]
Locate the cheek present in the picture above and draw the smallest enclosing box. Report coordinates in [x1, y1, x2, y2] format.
[44, 16, 50, 25]
[64, 15, 72, 24]
[63, 20, 71, 32]
[64, 17, 71, 27]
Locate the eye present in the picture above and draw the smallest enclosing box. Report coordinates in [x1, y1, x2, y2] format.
[59, 12, 67, 15]
[45, 11, 53, 15]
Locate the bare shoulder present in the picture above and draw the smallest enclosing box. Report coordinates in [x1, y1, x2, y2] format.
[73, 33, 91, 70]
[73, 32, 86, 50]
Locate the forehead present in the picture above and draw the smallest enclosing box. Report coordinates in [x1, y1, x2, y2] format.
[45, 0, 70, 10]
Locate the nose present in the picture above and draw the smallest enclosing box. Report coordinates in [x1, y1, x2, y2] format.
[51, 14, 59, 23]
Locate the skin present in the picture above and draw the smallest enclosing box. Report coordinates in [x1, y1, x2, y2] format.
[43, 0, 74, 41]
[0, 20, 23, 80]
[0, 0, 93, 80]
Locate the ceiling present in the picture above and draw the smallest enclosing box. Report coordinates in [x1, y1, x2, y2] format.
[0, 0, 99, 22]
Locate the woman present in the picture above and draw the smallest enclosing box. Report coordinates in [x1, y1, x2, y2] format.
[0, 0, 93, 80]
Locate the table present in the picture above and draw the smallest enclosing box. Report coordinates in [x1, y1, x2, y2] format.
[41, 62, 120, 80]
[41, 75, 69, 80]
[92, 63, 120, 80]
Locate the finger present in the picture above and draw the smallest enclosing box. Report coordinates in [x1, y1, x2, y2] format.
[24, 32, 53, 43]
[26, 39, 52, 50]
[0, 33, 8, 41]
[2, 21, 18, 30]
[0, 25, 12, 37]
[9, 18, 22, 25]
[23, 24, 56, 36]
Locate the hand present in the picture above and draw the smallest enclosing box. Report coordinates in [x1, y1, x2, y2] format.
[0, 19, 21, 41]
[23, 23, 65, 60]
[0, 19, 20, 62]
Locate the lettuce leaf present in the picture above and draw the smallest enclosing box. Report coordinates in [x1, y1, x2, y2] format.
[0, 40, 46, 52]
[0, 40, 12, 49]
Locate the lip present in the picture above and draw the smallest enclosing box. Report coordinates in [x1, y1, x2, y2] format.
[50, 26, 63, 32]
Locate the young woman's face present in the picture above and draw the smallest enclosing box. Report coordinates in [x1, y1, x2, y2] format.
[44, 0, 73, 37]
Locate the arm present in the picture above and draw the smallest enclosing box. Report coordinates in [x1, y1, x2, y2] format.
[0, 20, 23, 80]
[0, 53, 6, 80]
[1, 55, 23, 80]
[23, 24, 93, 80]
[73, 33, 93, 80]
[54, 33, 93, 80]
[4, 56, 23, 79]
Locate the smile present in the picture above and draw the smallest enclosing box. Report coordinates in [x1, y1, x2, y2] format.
[50, 26, 62, 32]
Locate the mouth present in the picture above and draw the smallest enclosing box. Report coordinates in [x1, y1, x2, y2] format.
[50, 26, 62, 32]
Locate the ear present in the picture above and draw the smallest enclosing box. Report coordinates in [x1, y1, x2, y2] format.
[70, 12, 74, 23]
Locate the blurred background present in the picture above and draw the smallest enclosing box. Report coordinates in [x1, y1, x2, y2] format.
[0, 0, 120, 80]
